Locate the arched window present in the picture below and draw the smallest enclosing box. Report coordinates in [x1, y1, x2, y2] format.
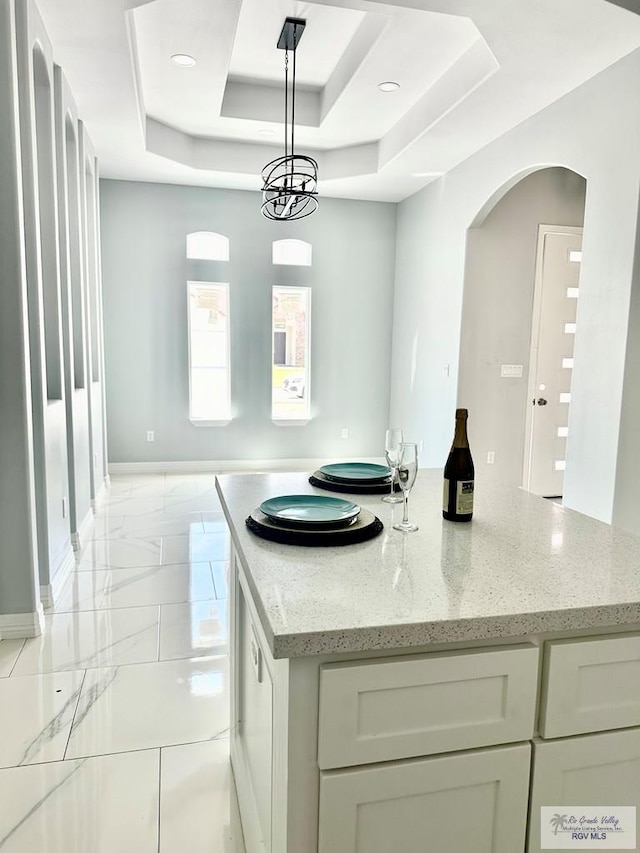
[272, 239, 312, 267]
[187, 231, 229, 261]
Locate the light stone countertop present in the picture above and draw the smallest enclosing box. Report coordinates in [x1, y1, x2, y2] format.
[215, 470, 640, 658]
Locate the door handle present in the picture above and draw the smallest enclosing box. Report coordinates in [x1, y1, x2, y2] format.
[536, 397, 548, 406]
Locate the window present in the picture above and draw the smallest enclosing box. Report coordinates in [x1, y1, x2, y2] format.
[187, 232, 229, 261]
[187, 282, 230, 422]
[272, 286, 311, 421]
[272, 239, 312, 266]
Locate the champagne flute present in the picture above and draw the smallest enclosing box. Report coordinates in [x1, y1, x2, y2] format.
[382, 428, 404, 504]
[393, 442, 419, 532]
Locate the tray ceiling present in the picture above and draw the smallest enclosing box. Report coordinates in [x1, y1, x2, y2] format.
[36, 0, 640, 201]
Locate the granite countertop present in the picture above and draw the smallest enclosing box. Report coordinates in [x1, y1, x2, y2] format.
[215, 470, 640, 659]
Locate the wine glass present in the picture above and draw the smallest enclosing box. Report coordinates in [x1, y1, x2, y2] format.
[382, 428, 404, 504]
[393, 442, 419, 532]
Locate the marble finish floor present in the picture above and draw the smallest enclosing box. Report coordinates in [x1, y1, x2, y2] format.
[0, 473, 245, 853]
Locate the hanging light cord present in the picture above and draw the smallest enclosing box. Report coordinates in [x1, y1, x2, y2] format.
[291, 24, 297, 187]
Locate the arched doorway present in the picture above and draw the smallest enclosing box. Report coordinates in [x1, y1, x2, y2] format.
[458, 167, 587, 494]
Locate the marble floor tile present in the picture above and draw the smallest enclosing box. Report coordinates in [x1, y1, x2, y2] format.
[118, 511, 205, 540]
[65, 657, 229, 758]
[48, 571, 109, 613]
[12, 607, 160, 676]
[0, 640, 25, 677]
[0, 670, 84, 769]
[87, 515, 126, 539]
[201, 516, 229, 535]
[76, 536, 162, 569]
[211, 561, 230, 599]
[159, 600, 228, 661]
[100, 563, 215, 609]
[0, 749, 159, 853]
[97, 496, 164, 517]
[163, 495, 223, 514]
[161, 532, 230, 565]
[160, 740, 245, 853]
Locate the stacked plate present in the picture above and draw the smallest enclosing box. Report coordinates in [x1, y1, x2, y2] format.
[246, 494, 383, 546]
[309, 462, 399, 495]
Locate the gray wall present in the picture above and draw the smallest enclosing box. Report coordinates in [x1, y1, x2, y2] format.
[100, 180, 397, 464]
[458, 167, 586, 486]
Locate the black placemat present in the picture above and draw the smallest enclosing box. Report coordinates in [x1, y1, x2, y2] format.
[309, 471, 400, 495]
[246, 508, 383, 546]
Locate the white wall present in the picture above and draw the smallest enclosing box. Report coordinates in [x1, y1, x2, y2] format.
[458, 167, 586, 487]
[100, 180, 397, 465]
[0, 0, 107, 635]
[391, 47, 640, 527]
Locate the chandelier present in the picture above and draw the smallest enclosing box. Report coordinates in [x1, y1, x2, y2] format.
[261, 17, 318, 221]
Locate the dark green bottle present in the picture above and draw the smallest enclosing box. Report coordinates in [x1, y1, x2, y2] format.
[443, 408, 474, 522]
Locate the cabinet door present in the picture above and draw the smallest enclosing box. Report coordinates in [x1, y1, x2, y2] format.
[528, 728, 640, 853]
[318, 743, 530, 853]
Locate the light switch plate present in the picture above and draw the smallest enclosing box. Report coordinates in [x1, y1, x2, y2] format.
[500, 364, 523, 378]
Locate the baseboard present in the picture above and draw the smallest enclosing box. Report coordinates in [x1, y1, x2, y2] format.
[108, 456, 385, 476]
[71, 507, 94, 552]
[91, 476, 108, 511]
[0, 604, 44, 640]
[40, 545, 74, 608]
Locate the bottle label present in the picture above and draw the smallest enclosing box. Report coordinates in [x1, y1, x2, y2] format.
[443, 479, 449, 511]
[456, 480, 474, 514]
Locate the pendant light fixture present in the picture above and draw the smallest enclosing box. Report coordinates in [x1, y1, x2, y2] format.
[261, 17, 318, 221]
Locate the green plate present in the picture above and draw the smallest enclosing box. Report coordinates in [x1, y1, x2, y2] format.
[259, 495, 360, 526]
[319, 462, 391, 483]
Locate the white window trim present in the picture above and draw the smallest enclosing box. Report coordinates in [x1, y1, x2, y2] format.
[272, 285, 312, 423]
[187, 281, 232, 424]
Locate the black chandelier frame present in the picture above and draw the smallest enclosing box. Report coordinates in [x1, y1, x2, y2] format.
[261, 18, 318, 221]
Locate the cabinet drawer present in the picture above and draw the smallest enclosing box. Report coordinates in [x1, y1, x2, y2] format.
[528, 728, 640, 853]
[540, 633, 640, 738]
[319, 742, 531, 853]
[318, 644, 538, 769]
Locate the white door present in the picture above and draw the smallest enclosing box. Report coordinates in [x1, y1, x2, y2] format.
[319, 743, 531, 853]
[523, 225, 582, 497]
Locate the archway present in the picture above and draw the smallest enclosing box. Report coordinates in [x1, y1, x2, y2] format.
[458, 167, 587, 491]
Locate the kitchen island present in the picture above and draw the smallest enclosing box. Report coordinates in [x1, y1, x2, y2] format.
[216, 470, 640, 853]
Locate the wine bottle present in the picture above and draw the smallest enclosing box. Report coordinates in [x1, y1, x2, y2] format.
[443, 408, 474, 522]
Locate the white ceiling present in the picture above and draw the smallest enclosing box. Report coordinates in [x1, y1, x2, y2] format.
[36, 0, 640, 202]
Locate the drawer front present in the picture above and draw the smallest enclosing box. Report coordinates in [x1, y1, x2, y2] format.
[318, 644, 539, 770]
[540, 633, 640, 738]
[319, 742, 531, 853]
[528, 728, 640, 853]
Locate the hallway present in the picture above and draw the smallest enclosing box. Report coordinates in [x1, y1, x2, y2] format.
[0, 473, 245, 852]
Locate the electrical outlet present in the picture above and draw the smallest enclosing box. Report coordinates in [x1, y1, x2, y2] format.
[487, 451, 495, 464]
[341, 428, 349, 439]
[146, 431, 154, 442]
[442, 364, 450, 377]
[418, 439, 424, 453]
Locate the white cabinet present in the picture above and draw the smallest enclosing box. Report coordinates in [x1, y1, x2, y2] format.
[319, 645, 538, 769]
[540, 633, 640, 738]
[528, 728, 640, 853]
[319, 742, 531, 853]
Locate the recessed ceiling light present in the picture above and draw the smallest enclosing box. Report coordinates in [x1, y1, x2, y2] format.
[171, 54, 196, 67]
[412, 172, 440, 178]
[378, 81, 400, 93]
